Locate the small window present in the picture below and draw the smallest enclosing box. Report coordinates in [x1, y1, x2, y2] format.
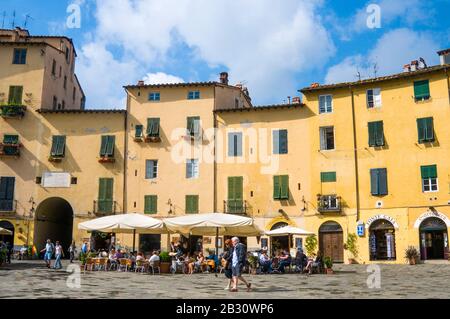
[144, 195, 157, 214]
[320, 172, 336, 183]
[148, 92, 160, 101]
[59, 66, 62, 78]
[185, 195, 199, 214]
[65, 47, 70, 63]
[72, 87, 76, 101]
[188, 91, 200, 100]
[273, 129, 288, 154]
[414, 80, 430, 101]
[421, 165, 438, 192]
[318, 95, 332, 114]
[12, 48, 27, 64]
[61, 100, 65, 110]
[228, 132, 243, 157]
[417, 117, 434, 143]
[71, 177, 77, 184]
[370, 168, 388, 196]
[145, 160, 158, 179]
[8, 86, 23, 105]
[35, 177, 42, 184]
[135, 125, 144, 138]
[53, 96, 57, 110]
[320, 126, 334, 150]
[63, 76, 67, 89]
[100, 136, 115, 157]
[50, 135, 66, 157]
[368, 121, 384, 147]
[367, 88, 381, 108]
[186, 159, 199, 179]
[273, 175, 289, 200]
[187, 116, 201, 137]
[51, 59, 56, 75]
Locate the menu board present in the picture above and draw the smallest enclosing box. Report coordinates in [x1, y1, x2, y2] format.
[42, 172, 71, 188]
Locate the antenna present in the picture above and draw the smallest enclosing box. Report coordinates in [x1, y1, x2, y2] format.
[356, 68, 361, 81]
[24, 14, 33, 28]
[11, 10, 15, 29]
[373, 62, 378, 78]
[1, 11, 6, 29]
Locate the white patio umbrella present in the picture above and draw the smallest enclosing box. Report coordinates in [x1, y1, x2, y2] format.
[78, 213, 168, 251]
[265, 225, 315, 253]
[163, 213, 263, 256]
[0, 227, 12, 235]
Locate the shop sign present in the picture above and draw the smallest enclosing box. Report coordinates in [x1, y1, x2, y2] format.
[413, 211, 450, 228]
[42, 172, 71, 188]
[357, 224, 365, 236]
[365, 214, 399, 229]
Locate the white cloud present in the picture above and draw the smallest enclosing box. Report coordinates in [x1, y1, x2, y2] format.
[143, 72, 184, 85]
[325, 28, 440, 84]
[76, 0, 335, 107]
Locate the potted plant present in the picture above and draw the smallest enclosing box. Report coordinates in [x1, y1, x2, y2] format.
[405, 246, 419, 265]
[305, 235, 318, 258]
[344, 233, 359, 264]
[323, 256, 333, 274]
[79, 252, 87, 270]
[247, 255, 258, 275]
[159, 251, 171, 273]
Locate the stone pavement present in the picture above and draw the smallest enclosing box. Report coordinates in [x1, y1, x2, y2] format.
[1, 260, 450, 298]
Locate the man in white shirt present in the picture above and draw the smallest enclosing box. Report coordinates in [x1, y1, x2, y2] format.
[148, 251, 160, 263]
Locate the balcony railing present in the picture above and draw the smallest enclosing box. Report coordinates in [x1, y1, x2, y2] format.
[317, 194, 341, 213]
[93, 200, 116, 216]
[0, 199, 17, 213]
[0, 104, 26, 118]
[0, 143, 21, 157]
[223, 200, 248, 215]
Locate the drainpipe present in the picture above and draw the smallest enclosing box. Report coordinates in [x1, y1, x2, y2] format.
[350, 87, 361, 222]
[445, 67, 450, 105]
[213, 88, 217, 213]
[123, 92, 129, 216]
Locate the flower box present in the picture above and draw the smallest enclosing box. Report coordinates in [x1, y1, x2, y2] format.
[98, 157, 115, 163]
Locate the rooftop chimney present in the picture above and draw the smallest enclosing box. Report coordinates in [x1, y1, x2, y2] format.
[292, 96, 301, 104]
[410, 60, 419, 71]
[137, 80, 145, 86]
[437, 48, 450, 66]
[403, 64, 411, 73]
[219, 72, 229, 85]
[310, 82, 320, 88]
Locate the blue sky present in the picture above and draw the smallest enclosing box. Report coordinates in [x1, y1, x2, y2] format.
[2, 0, 450, 108]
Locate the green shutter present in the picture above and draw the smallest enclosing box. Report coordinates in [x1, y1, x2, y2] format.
[51, 136, 66, 157]
[368, 121, 384, 147]
[279, 130, 288, 154]
[144, 195, 157, 214]
[186, 195, 199, 214]
[414, 80, 430, 100]
[280, 175, 289, 199]
[370, 169, 379, 195]
[8, 86, 23, 105]
[100, 136, 108, 156]
[98, 178, 113, 213]
[273, 176, 281, 199]
[3, 135, 19, 144]
[106, 136, 115, 156]
[135, 125, 143, 138]
[228, 176, 243, 213]
[421, 165, 437, 179]
[370, 168, 387, 196]
[0, 177, 15, 211]
[320, 172, 336, 183]
[417, 117, 434, 143]
[147, 118, 160, 137]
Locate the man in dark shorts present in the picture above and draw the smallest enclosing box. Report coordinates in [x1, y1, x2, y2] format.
[228, 237, 251, 292]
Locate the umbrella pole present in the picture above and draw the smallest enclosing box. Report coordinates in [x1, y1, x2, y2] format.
[132, 229, 136, 252]
[215, 227, 219, 257]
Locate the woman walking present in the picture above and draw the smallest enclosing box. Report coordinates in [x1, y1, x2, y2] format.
[221, 239, 233, 290]
[53, 241, 64, 270]
[69, 240, 76, 263]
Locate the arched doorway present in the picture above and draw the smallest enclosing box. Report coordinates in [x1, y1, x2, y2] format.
[419, 217, 448, 260]
[369, 219, 396, 261]
[270, 222, 289, 255]
[0, 220, 14, 247]
[34, 197, 73, 254]
[319, 221, 343, 263]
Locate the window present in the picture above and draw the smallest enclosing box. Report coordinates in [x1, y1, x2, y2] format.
[145, 160, 158, 179]
[185, 195, 199, 214]
[12, 48, 27, 64]
[146, 118, 160, 137]
[367, 88, 381, 108]
[61, 100, 65, 110]
[186, 159, 199, 179]
[144, 195, 157, 214]
[273, 175, 289, 200]
[8, 86, 23, 105]
[3, 134, 19, 144]
[53, 96, 57, 110]
[417, 117, 434, 143]
[50, 135, 66, 157]
[149, 92, 160, 101]
[72, 87, 76, 101]
[98, 178, 114, 213]
[318, 95, 332, 114]
[100, 135, 115, 157]
[135, 125, 144, 138]
[421, 165, 438, 192]
[320, 172, 336, 183]
[228, 176, 243, 213]
[1, 135, 19, 155]
[370, 168, 388, 196]
[59, 66, 62, 78]
[273, 129, 288, 154]
[368, 121, 384, 147]
[63, 76, 67, 89]
[228, 132, 243, 157]
[51, 59, 56, 75]
[320, 126, 334, 150]
[0, 177, 15, 211]
[65, 47, 70, 63]
[414, 80, 430, 101]
[188, 91, 200, 100]
[187, 116, 201, 137]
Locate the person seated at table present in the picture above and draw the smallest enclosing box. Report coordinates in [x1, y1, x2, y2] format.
[205, 250, 219, 272]
[19, 245, 28, 260]
[113, 249, 124, 259]
[277, 249, 292, 274]
[99, 249, 108, 258]
[294, 248, 308, 272]
[305, 250, 323, 274]
[259, 249, 272, 273]
[194, 251, 206, 272]
[148, 250, 160, 265]
[136, 252, 145, 262]
[186, 252, 196, 274]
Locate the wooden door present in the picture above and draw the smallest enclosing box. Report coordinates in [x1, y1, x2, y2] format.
[320, 232, 343, 263]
